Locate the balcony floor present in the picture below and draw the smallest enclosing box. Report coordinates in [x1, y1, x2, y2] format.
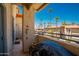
[12, 39, 29, 56]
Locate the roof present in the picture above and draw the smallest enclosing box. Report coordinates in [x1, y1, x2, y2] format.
[16, 14, 22, 17]
[45, 26, 60, 29]
[45, 25, 79, 29]
[65, 25, 79, 28]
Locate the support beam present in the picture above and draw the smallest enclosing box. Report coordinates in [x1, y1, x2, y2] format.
[36, 3, 48, 11]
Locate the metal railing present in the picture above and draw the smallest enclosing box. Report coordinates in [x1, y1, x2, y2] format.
[50, 33, 79, 43]
[36, 31, 79, 42]
[51, 33, 79, 37]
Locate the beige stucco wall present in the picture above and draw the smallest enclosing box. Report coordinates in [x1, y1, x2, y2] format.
[12, 5, 17, 43]
[22, 4, 47, 52]
[16, 17, 22, 39]
[3, 4, 13, 55]
[2, 4, 17, 55]
[65, 28, 79, 33]
[23, 6, 35, 52]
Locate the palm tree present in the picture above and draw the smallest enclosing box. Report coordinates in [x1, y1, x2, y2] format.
[72, 22, 75, 25]
[44, 22, 46, 29]
[39, 13, 43, 29]
[54, 16, 59, 36]
[47, 8, 53, 27]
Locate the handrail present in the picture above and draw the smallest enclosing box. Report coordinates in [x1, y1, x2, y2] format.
[48, 33, 79, 43]
[51, 33, 79, 37]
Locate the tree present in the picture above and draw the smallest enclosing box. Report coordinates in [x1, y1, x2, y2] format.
[54, 16, 59, 36]
[55, 16, 59, 28]
[72, 22, 75, 25]
[47, 8, 53, 27]
[39, 13, 43, 29]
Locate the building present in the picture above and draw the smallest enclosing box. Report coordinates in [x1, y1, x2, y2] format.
[65, 24, 79, 34]
[44, 24, 79, 34]
[45, 26, 60, 34]
[64, 24, 79, 40]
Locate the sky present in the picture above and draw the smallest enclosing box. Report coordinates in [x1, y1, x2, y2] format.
[18, 3, 79, 29]
[18, 5, 23, 14]
[34, 3, 79, 29]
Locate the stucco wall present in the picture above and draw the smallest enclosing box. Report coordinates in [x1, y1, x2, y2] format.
[2, 4, 17, 55]
[16, 17, 22, 39]
[4, 4, 13, 55]
[23, 6, 35, 52]
[12, 5, 17, 43]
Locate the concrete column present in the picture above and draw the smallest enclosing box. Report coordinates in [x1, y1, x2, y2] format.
[4, 4, 13, 55]
[12, 5, 17, 43]
[23, 6, 35, 52]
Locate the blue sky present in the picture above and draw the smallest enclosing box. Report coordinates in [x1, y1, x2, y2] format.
[18, 5, 23, 14]
[34, 3, 79, 28]
[18, 3, 79, 28]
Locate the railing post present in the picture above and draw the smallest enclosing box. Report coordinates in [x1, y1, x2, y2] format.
[60, 26, 65, 39]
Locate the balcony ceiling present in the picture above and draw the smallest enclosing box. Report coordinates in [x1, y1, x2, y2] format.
[22, 3, 33, 9]
[21, 3, 48, 11]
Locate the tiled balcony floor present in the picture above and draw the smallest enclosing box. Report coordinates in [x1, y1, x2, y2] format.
[12, 40, 29, 56]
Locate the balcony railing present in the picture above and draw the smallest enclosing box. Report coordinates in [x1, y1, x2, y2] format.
[47, 32, 79, 43]
[36, 31, 79, 43]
